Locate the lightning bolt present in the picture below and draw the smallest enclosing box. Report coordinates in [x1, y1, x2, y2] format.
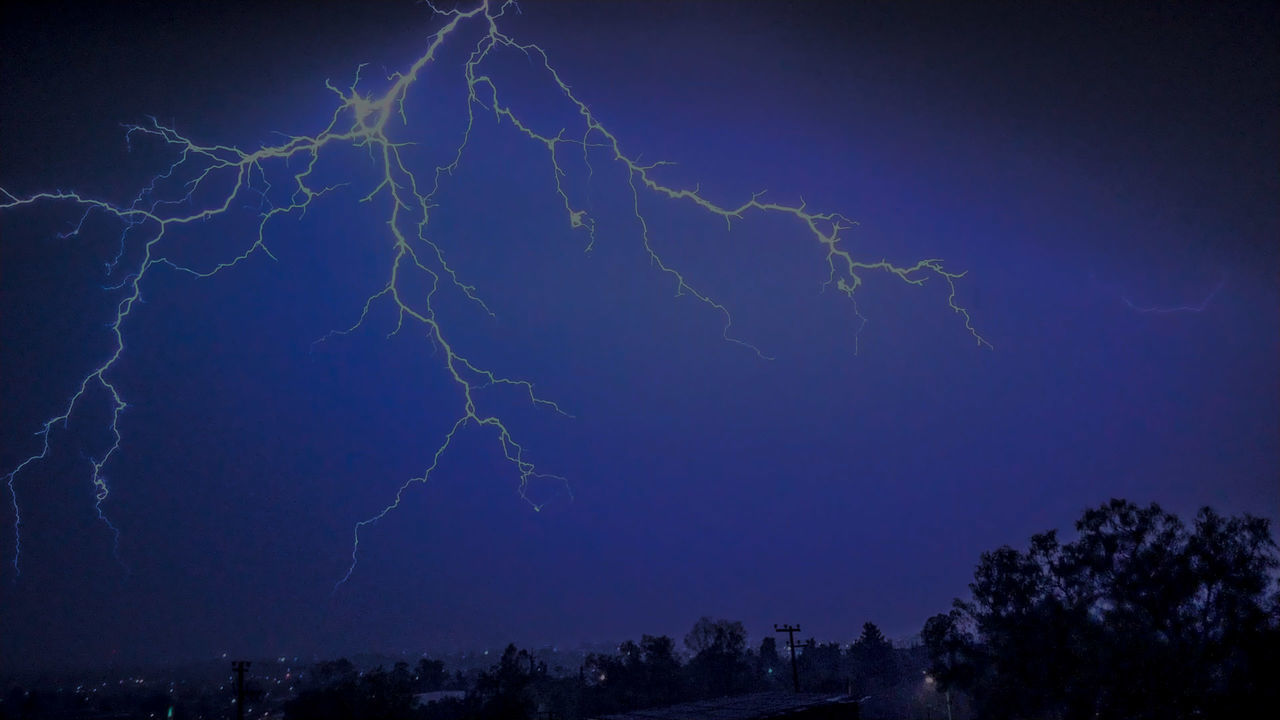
[0, 0, 987, 586]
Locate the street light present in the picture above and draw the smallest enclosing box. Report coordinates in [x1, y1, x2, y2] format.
[922, 671, 950, 720]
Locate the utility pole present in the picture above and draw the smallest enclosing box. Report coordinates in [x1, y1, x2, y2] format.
[231, 660, 251, 720]
[773, 624, 812, 693]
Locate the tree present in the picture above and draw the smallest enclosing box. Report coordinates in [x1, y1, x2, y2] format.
[583, 634, 686, 715]
[847, 622, 898, 695]
[283, 658, 418, 720]
[922, 499, 1280, 720]
[796, 641, 843, 692]
[638, 634, 684, 705]
[755, 637, 785, 688]
[474, 644, 538, 720]
[683, 617, 751, 698]
[920, 611, 977, 693]
[683, 617, 747, 657]
[415, 657, 447, 692]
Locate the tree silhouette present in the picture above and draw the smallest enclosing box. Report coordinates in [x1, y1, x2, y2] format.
[415, 657, 448, 693]
[683, 617, 751, 698]
[923, 499, 1280, 720]
[283, 658, 418, 720]
[846, 622, 898, 696]
[474, 644, 539, 720]
[796, 641, 843, 692]
[583, 634, 685, 714]
[755, 636, 785, 688]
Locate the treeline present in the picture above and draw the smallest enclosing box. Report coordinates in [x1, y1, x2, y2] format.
[283, 499, 1279, 720]
[283, 617, 924, 720]
[19, 498, 1267, 720]
[922, 499, 1280, 720]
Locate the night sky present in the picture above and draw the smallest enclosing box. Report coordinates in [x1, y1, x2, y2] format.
[1, 1, 1276, 673]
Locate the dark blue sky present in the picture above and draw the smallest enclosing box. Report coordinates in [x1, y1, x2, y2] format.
[2, 1, 1276, 672]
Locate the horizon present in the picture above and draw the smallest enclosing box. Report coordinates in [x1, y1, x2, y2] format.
[0, 622, 923, 681]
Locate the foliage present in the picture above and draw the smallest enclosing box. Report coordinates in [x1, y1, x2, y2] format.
[415, 657, 448, 692]
[849, 621, 899, 693]
[472, 644, 541, 719]
[283, 659, 418, 720]
[583, 634, 685, 714]
[922, 499, 1280, 720]
[754, 636, 786, 686]
[683, 617, 753, 698]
